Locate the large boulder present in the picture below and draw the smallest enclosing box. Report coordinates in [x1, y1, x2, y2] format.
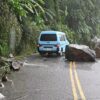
[91, 36, 100, 58]
[65, 44, 96, 62]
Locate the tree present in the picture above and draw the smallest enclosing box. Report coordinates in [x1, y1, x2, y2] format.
[66, 0, 100, 44]
[9, 0, 46, 54]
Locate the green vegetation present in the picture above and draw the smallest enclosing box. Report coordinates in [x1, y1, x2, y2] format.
[0, 0, 100, 56]
[0, 59, 10, 79]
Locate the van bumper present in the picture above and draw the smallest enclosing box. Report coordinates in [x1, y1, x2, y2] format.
[37, 47, 59, 53]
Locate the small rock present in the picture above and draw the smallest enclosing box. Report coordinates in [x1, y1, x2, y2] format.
[11, 61, 21, 71]
[2, 76, 8, 82]
[0, 82, 4, 88]
[9, 53, 14, 58]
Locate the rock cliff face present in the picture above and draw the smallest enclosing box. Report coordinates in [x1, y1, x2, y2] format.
[65, 44, 96, 62]
[91, 37, 100, 58]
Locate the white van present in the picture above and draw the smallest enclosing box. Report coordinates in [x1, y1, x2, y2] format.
[37, 31, 69, 56]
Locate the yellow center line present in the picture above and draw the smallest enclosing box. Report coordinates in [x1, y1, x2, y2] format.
[73, 62, 86, 100]
[69, 62, 78, 100]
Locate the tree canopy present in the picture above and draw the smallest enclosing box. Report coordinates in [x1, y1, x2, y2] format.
[0, 0, 100, 56]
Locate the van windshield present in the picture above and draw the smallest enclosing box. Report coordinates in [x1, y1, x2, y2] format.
[40, 34, 57, 41]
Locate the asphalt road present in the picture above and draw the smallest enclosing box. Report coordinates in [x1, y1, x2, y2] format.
[0, 54, 100, 100]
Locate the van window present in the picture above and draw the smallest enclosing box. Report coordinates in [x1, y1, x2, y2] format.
[60, 35, 66, 41]
[40, 34, 57, 41]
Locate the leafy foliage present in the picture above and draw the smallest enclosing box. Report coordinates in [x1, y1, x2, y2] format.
[66, 0, 100, 43]
[0, 0, 100, 56]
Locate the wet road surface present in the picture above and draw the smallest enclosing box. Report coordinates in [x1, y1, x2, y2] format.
[0, 54, 100, 100]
